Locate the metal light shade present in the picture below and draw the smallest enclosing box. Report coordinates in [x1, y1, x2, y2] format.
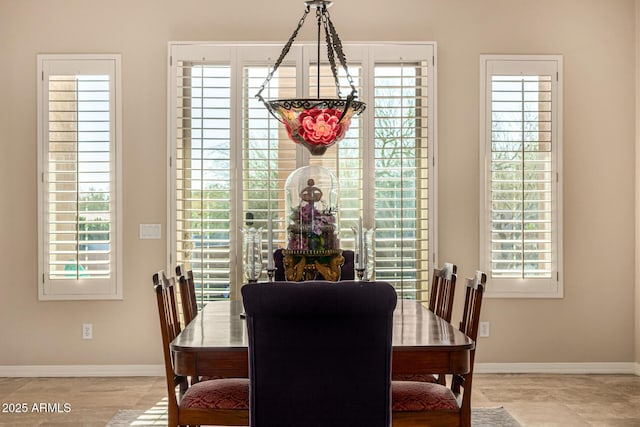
[256, 0, 366, 156]
[268, 98, 365, 155]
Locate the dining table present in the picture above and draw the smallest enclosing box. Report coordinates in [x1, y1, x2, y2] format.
[170, 297, 475, 379]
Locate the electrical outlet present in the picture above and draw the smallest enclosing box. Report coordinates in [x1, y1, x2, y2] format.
[82, 323, 93, 340]
[479, 321, 490, 338]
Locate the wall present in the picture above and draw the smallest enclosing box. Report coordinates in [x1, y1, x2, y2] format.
[636, 0, 640, 373]
[0, 0, 636, 371]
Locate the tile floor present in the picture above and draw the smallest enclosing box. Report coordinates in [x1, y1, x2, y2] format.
[474, 373, 640, 426]
[0, 374, 639, 426]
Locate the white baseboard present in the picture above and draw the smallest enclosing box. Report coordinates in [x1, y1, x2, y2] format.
[475, 362, 637, 375]
[0, 363, 638, 377]
[0, 364, 164, 377]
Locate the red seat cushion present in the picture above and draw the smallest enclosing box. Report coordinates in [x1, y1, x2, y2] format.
[181, 378, 249, 410]
[391, 381, 459, 412]
[200, 375, 224, 381]
[392, 373, 437, 382]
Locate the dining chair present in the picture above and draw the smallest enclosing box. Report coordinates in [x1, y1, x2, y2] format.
[393, 262, 458, 385]
[391, 271, 486, 427]
[153, 271, 249, 427]
[175, 265, 228, 384]
[175, 264, 198, 325]
[242, 280, 397, 427]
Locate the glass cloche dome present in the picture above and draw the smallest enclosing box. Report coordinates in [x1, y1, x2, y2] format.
[285, 165, 340, 252]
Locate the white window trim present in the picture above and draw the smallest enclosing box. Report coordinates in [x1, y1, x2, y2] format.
[479, 54, 563, 298]
[37, 53, 123, 300]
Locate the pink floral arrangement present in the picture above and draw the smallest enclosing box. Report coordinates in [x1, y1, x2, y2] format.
[285, 108, 350, 147]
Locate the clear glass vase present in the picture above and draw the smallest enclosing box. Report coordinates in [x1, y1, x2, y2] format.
[242, 227, 263, 282]
[352, 219, 375, 281]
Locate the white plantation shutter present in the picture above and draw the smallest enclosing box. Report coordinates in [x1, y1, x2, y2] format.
[480, 55, 563, 298]
[37, 54, 122, 300]
[306, 55, 364, 254]
[169, 43, 435, 302]
[373, 61, 430, 300]
[174, 62, 233, 302]
[305, 46, 433, 300]
[241, 64, 298, 260]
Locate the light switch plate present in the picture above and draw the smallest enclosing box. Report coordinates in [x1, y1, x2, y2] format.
[479, 322, 490, 337]
[139, 224, 161, 239]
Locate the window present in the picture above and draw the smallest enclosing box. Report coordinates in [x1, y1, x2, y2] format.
[37, 54, 122, 300]
[480, 55, 563, 298]
[169, 43, 435, 303]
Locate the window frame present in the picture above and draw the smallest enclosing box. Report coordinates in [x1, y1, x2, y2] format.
[168, 42, 437, 301]
[37, 53, 123, 300]
[479, 54, 563, 298]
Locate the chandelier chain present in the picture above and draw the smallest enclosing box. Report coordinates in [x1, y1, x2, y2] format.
[256, 3, 359, 104]
[254, 0, 365, 140]
[255, 5, 311, 104]
[325, 12, 357, 96]
[322, 13, 340, 97]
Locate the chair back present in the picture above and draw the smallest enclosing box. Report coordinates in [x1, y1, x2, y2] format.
[428, 262, 457, 322]
[152, 271, 188, 402]
[451, 271, 487, 414]
[176, 264, 198, 325]
[459, 270, 486, 342]
[242, 280, 397, 427]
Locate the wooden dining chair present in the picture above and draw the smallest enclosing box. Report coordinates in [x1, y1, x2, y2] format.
[153, 271, 249, 427]
[242, 280, 397, 427]
[391, 271, 487, 427]
[175, 265, 228, 384]
[393, 262, 458, 385]
[175, 264, 198, 325]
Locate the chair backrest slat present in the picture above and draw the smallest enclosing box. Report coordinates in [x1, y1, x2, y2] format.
[428, 262, 458, 322]
[459, 271, 486, 341]
[176, 264, 198, 325]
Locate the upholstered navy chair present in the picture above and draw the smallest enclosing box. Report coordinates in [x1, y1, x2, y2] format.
[242, 280, 397, 427]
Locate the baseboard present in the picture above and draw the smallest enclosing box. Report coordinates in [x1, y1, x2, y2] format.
[0, 364, 164, 377]
[475, 362, 637, 375]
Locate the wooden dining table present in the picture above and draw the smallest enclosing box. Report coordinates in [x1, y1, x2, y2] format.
[170, 298, 474, 379]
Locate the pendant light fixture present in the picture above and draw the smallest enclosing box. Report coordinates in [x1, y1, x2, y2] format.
[255, 0, 366, 155]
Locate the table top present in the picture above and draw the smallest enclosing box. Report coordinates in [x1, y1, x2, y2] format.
[171, 298, 474, 352]
[171, 298, 474, 377]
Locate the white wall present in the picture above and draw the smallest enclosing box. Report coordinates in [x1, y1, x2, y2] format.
[0, 0, 636, 371]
